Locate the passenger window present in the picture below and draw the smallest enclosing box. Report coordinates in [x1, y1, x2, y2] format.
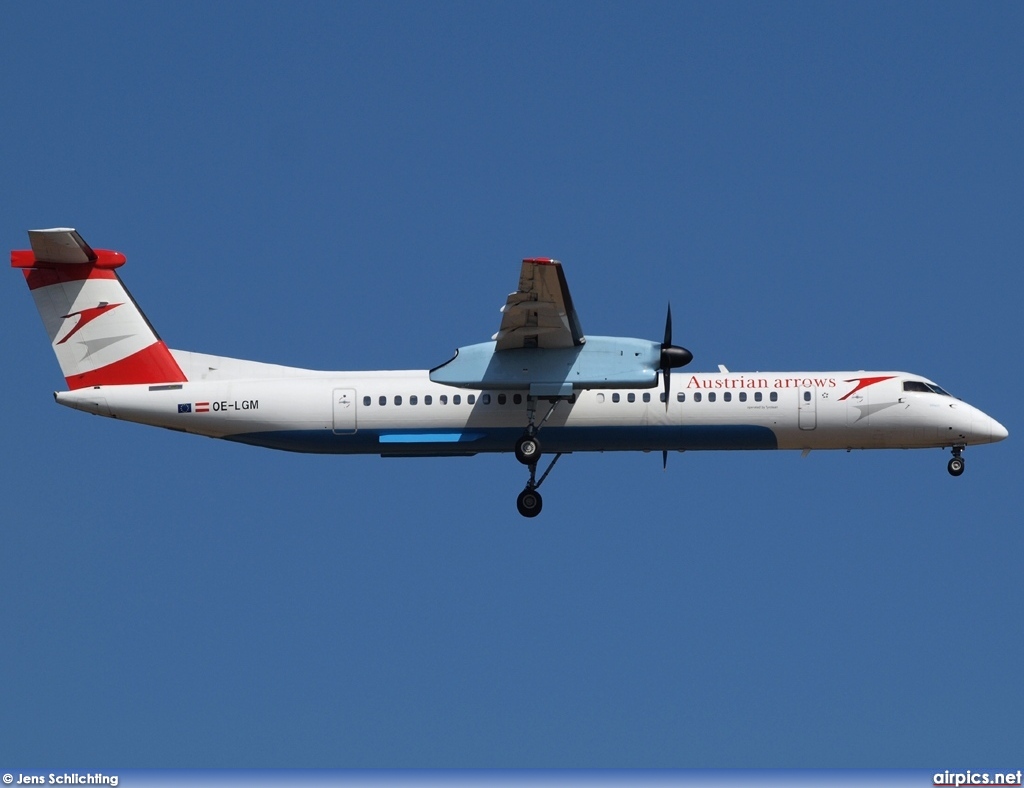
[643, 392, 651, 403]
[724, 392, 731, 402]
[481, 394, 491, 405]
[379, 395, 387, 406]
[754, 392, 762, 402]
[394, 395, 402, 406]
[612, 393, 620, 403]
[498, 393, 507, 405]
[440, 395, 448, 404]
[803, 391, 811, 402]
[628, 393, 636, 403]
[739, 392, 747, 402]
[708, 392, 716, 402]
[453, 395, 461, 405]
[770, 392, 778, 402]
[410, 395, 418, 405]
[424, 395, 432, 405]
[363, 396, 371, 406]
[513, 394, 522, 405]
[597, 393, 605, 403]
[694, 392, 702, 402]
[467, 394, 476, 405]
[660, 392, 667, 403]
[677, 392, 685, 402]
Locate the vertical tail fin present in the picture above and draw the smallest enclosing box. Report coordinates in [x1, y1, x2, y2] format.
[12, 228, 187, 389]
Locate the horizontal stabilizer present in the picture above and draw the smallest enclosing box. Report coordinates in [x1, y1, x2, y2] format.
[12, 228, 126, 269]
[29, 228, 95, 263]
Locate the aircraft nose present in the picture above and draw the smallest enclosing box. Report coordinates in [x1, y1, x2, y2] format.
[990, 417, 1009, 442]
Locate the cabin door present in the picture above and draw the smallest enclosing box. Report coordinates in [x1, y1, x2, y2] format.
[333, 388, 357, 434]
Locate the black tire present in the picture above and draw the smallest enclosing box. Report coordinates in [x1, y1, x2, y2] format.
[516, 488, 543, 518]
[515, 435, 541, 465]
[948, 457, 965, 477]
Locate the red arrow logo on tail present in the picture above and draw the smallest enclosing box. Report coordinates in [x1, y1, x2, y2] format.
[57, 303, 123, 345]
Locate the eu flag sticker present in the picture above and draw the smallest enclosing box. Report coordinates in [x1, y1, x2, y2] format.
[178, 403, 192, 413]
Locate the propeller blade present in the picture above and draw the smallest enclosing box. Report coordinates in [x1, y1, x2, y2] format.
[662, 449, 668, 471]
[658, 302, 692, 408]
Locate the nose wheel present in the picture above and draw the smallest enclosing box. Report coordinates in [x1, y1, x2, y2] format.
[947, 446, 965, 477]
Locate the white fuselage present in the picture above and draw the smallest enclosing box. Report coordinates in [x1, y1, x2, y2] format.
[53, 351, 1007, 457]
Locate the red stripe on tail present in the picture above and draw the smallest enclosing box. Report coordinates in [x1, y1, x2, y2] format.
[65, 341, 187, 390]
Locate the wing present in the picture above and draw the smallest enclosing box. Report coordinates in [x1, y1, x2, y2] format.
[491, 258, 585, 350]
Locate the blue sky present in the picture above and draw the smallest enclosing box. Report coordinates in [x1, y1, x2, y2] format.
[1, 1, 1021, 768]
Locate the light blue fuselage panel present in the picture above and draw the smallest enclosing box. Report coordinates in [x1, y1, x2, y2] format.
[429, 336, 663, 394]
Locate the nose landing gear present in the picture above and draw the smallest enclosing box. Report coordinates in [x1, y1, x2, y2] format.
[947, 445, 965, 477]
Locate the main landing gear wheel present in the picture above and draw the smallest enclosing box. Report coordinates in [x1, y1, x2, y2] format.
[515, 435, 541, 465]
[514, 453, 563, 518]
[517, 488, 543, 517]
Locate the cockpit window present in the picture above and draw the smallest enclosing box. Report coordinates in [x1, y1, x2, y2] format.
[903, 380, 953, 396]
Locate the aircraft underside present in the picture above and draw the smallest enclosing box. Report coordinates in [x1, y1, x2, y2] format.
[224, 423, 781, 455]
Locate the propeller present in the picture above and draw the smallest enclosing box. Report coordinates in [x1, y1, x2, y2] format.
[658, 304, 692, 472]
[659, 303, 693, 407]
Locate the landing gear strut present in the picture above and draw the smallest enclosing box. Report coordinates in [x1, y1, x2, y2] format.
[515, 397, 561, 465]
[947, 445, 965, 477]
[514, 396, 565, 516]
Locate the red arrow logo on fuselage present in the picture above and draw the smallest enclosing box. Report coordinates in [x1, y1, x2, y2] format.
[839, 375, 897, 401]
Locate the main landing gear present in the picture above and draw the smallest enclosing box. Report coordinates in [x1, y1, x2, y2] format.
[514, 397, 565, 518]
[515, 434, 540, 465]
[947, 445, 965, 477]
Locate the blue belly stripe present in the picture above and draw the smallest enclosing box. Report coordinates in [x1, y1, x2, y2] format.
[378, 431, 485, 444]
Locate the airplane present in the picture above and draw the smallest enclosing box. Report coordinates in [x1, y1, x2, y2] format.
[13, 228, 1008, 517]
